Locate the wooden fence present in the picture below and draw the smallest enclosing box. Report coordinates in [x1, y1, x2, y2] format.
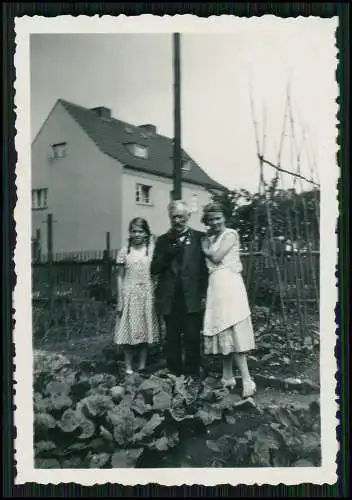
[31, 248, 320, 311]
[31, 214, 319, 314]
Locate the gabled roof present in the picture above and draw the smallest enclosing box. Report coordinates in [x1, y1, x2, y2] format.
[58, 99, 224, 191]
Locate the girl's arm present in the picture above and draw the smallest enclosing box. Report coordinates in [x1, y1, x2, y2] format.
[203, 231, 237, 264]
[116, 248, 126, 313]
[116, 266, 125, 313]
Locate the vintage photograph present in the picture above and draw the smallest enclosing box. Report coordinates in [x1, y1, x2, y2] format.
[14, 15, 338, 485]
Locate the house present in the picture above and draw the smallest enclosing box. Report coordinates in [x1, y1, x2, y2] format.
[31, 99, 224, 255]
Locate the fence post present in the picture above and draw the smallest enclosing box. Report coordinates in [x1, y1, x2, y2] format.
[46, 213, 54, 309]
[36, 229, 41, 262]
[104, 232, 112, 302]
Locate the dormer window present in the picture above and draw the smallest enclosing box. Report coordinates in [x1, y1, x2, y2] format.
[125, 143, 149, 159]
[133, 144, 148, 159]
[169, 155, 193, 170]
[51, 142, 67, 159]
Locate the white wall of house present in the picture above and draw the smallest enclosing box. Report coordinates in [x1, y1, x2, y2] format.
[31, 102, 123, 254]
[121, 168, 212, 245]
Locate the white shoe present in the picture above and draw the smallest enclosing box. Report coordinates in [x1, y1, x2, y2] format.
[242, 379, 256, 399]
[221, 377, 237, 390]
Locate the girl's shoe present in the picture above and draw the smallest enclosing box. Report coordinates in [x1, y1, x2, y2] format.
[242, 379, 256, 399]
[221, 377, 237, 390]
[125, 368, 134, 375]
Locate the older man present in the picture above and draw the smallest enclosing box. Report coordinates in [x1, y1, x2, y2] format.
[151, 200, 208, 379]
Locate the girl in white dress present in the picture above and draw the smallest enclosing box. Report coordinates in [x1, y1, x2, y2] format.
[201, 202, 256, 398]
[114, 217, 159, 374]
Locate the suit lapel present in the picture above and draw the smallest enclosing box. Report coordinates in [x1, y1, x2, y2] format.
[165, 233, 179, 276]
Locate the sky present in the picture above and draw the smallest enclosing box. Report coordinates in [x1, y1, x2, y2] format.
[30, 20, 338, 193]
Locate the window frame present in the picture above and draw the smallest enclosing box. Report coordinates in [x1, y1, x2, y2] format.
[51, 142, 67, 159]
[135, 183, 153, 206]
[191, 193, 198, 213]
[125, 143, 149, 160]
[32, 188, 48, 211]
[181, 160, 192, 171]
[133, 144, 149, 159]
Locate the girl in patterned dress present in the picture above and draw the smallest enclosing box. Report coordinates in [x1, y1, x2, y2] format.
[201, 202, 256, 399]
[114, 218, 159, 374]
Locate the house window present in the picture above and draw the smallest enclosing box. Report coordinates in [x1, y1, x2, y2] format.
[125, 143, 149, 159]
[182, 160, 192, 171]
[51, 142, 67, 159]
[136, 184, 152, 205]
[32, 188, 48, 210]
[133, 144, 149, 159]
[191, 193, 198, 212]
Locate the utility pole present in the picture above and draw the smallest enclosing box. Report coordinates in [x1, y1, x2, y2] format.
[172, 33, 182, 200]
[46, 213, 54, 309]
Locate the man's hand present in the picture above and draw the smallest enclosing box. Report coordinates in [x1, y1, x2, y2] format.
[200, 297, 207, 311]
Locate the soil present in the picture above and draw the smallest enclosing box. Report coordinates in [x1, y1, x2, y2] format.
[34, 330, 320, 386]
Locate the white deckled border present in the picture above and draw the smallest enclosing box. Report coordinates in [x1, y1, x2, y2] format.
[14, 14, 339, 486]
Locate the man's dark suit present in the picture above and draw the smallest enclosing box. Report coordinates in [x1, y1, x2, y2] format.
[150, 228, 208, 377]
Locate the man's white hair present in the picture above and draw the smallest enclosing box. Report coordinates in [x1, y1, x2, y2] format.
[167, 199, 191, 216]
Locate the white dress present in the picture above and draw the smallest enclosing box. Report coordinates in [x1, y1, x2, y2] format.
[114, 245, 159, 347]
[203, 228, 256, 355]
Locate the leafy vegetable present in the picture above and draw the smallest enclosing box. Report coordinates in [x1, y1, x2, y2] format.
[79, 394, 114, 419]
[110, 386, 125, 403]
[35, 440, 57, 457]
[50, 394, 73, 413]
[111, 448, 144, 468]
[78, 418, 96, 440]
[35, 413, 57, 434]
[35, 458, 61, 469]
[131, 414, 164, 444]
[59, 409, 84, 433]
[87, 452, 111, 468]
[152, 391, 172, 411]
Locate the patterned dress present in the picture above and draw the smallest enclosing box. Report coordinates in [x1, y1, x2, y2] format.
[203, 228, 256, 355]
[114, 245, 159, 347]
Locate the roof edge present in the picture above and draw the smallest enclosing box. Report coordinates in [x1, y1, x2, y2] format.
[122, 163, 225, 191]
[32, 99, 63, 145]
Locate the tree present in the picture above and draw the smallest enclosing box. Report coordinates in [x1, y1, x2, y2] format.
[209, 185, 320, 252]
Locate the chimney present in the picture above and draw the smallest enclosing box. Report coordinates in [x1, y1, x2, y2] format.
[139, 124, 157, 136]
[91, 106, 111, 119]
